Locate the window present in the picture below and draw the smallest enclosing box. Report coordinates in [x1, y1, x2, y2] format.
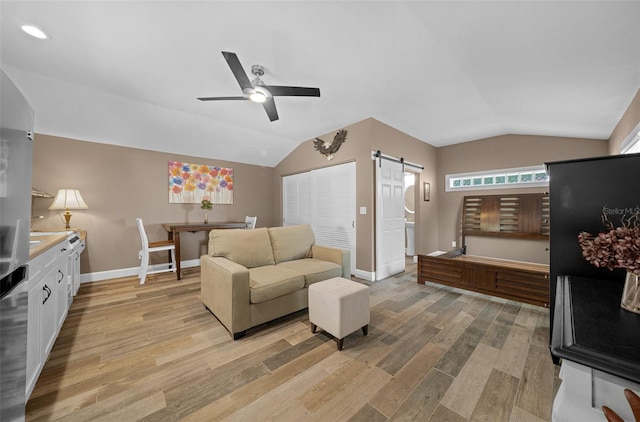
[446, 165, 549, 192]
[621, 127, 640, 154]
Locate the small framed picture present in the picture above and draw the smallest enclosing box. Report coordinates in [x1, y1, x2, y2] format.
[424, 182, 430, 201]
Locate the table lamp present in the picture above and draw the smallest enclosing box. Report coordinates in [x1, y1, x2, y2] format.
[49, 189, 88, 229]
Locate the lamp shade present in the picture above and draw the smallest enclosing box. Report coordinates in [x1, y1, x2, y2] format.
[49, 189, 88, 210]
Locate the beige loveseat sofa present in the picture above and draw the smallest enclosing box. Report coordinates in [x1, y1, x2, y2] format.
[200, 224, 350, 339]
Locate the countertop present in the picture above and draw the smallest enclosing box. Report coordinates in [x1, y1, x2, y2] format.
[29, 229, 86, 260]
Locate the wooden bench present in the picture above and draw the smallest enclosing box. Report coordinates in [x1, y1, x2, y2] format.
[418, 251, 550, 308]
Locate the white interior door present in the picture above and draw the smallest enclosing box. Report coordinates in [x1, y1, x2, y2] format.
[376, 157, 405, 280]
[282, 162, 356, 275]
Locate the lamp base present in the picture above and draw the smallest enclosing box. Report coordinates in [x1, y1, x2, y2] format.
[63, 210, 72, 229]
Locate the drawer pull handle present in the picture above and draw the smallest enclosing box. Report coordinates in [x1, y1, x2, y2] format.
[42, 285, 52, 304]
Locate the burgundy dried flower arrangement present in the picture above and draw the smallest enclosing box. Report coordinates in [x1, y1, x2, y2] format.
[578, 212, 640, 276]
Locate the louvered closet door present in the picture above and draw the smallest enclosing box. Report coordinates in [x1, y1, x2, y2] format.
[310, 162, 356, 275]
[282, 162, 356, 275]
[282, 171, 310, 226]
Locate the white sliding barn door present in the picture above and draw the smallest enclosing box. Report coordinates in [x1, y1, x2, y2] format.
[282, 162, 356, 275]
[375, 157, 405, 280]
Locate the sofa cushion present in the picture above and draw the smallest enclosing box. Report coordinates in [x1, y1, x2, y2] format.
[248, 266, 305, 304]
[268, 224, 315, 264]
[277, 259, 343, 287]
[209, 228, 275, 269]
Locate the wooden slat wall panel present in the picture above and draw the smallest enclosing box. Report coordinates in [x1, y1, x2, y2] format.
[541, 196, 550, 236]
[499, 197, 519, 233]
[480, 197, 500, 232]
[464, 197, 482, 232]
[463, 193, 549, 240]
[518, 196, 542, 234]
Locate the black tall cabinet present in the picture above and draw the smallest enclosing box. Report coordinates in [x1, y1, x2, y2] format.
[546, 153, 640, 343]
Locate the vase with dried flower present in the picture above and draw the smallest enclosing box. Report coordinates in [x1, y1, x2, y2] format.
[201, 196, 213, 224]
[578, 212, 640, 314]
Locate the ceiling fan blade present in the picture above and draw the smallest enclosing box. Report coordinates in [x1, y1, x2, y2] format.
[197, 96, 247, 101]
[222, 51, 252, 90]
[262, 85, 320, 97]
[263, 99, 279, 121]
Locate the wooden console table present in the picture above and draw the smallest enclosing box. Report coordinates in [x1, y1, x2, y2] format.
[162, 222, 246, 279]
[418, 251, 550, 307]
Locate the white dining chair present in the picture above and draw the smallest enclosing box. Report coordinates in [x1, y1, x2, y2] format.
[245, 216, 257, 229]
[136, 218, 176, 284]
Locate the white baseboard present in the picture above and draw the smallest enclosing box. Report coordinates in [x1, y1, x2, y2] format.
[80, 259, 201, 283]
[354, 268, 375, 281]
[82, 260, 374, 283]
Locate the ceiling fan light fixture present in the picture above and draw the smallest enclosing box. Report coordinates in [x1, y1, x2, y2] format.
[198, 52, 319, 122]
[248, 86, 271, 103]
[249, 91, 266, 103]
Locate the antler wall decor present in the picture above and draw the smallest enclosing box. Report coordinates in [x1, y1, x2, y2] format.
[313, 129, 347, 160]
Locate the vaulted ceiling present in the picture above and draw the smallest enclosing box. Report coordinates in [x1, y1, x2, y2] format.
[2, 1, 639, 167]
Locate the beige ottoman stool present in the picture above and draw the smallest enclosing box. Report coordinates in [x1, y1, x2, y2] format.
[308, 277, 370, 350]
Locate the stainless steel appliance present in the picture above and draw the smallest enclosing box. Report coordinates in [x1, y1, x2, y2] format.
[1, 69, 35, 421]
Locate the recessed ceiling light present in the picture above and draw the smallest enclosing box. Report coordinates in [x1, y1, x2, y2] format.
[21, 25, 48, 39]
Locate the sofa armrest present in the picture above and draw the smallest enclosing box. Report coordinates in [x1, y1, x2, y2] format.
[200, 255, 251, 335]
[311, 245, 351, 278]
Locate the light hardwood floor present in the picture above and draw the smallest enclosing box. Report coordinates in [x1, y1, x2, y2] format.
[26, 259, 559, 421]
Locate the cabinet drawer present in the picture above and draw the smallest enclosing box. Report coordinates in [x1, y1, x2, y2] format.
[28, 246, 59, 284]
[464, 266, 496, 289]
[419, 257, 462, 284]
[495, 270, 549, 306]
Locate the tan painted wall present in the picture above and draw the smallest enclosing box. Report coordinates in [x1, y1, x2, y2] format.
[33, 106, 632, 276]
[609, 88, 640, 154]
[436, 134, 609, 264]
[31, 134, 275, 274]
[274, 118, 438, 274]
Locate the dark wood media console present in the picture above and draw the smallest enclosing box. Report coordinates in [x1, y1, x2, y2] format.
[418, 251, 550, 307]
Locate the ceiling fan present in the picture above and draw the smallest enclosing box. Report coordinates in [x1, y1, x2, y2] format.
[198, 51, 321, 122]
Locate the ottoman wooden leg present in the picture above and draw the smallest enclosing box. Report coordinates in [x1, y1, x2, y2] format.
[362, 325, 368, 336]
[311, 323, 317, 334]
[337, 338, 343, 351]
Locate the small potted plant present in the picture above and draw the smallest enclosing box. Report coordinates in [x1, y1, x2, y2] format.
[201, 195, 213, 224]
[578, 212, 640, 314]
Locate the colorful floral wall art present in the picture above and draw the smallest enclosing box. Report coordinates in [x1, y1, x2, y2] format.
[168, 161, 233, 204]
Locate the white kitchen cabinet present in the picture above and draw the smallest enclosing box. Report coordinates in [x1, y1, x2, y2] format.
[54, 256, 67, 331]
[25, 238, 67, 400]
[25, 280, 43, 398]
[67, 237, 85, 299]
